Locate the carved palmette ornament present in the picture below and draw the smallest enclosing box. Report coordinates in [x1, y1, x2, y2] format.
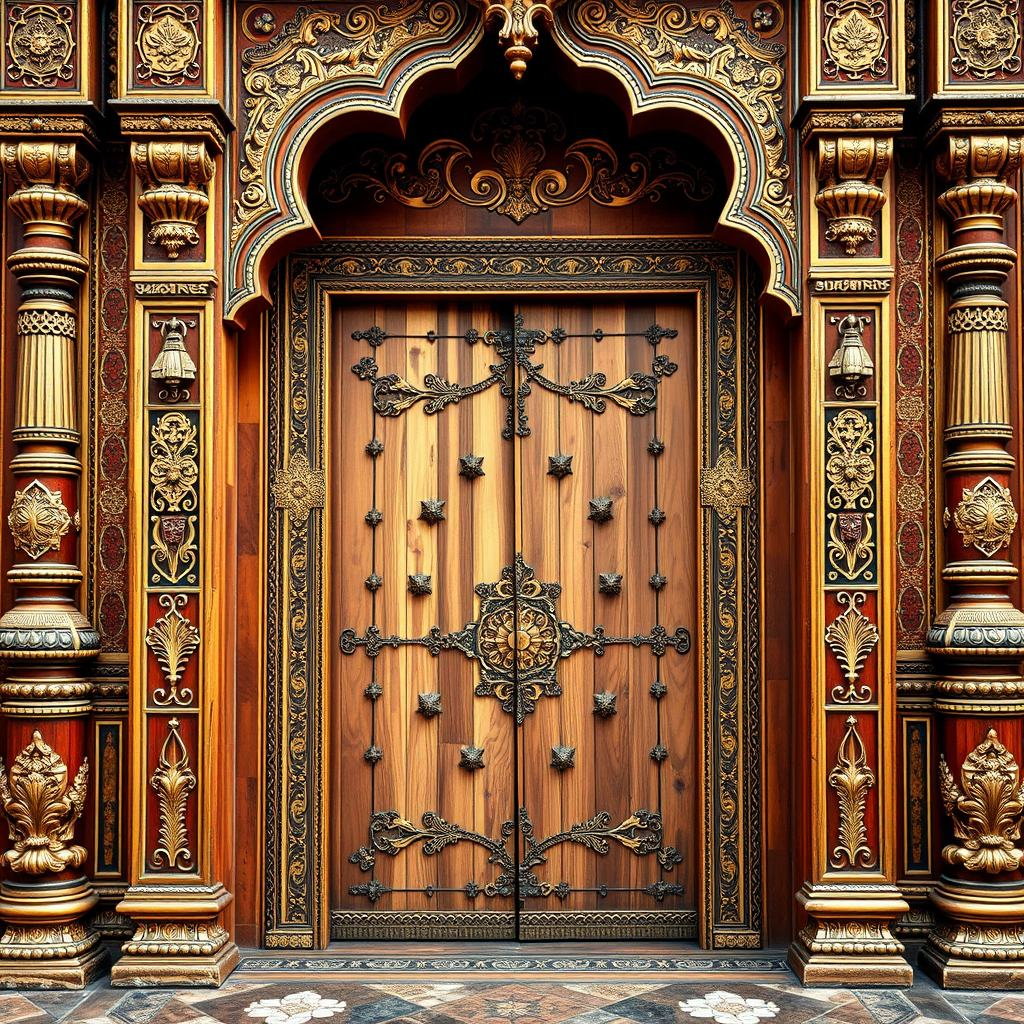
[0, 731, 88, 874]
[135, 4, 201, 85]
[952, 476, 1018, 557]
[7, 479, 72, 560]
[828, 716, 877, 869]
[6, 4, 75, 86]
[940, 728, 1024, 875]
[146, 593, 200, 705]
[150, 718, 196, 870]
[824, 591, 878, 703]
[821, 0, 889, 79]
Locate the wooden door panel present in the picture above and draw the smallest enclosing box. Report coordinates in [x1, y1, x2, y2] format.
[515, 299, 697, 937]
[333, 300, 517, 935]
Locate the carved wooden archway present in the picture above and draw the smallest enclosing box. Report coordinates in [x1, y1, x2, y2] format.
[225, 1, 799, 325]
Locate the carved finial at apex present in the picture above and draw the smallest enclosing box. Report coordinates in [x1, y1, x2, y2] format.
[472, 1, 566, 79]
[0, 731, 88, 875]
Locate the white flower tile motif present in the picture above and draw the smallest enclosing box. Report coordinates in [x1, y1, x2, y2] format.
[244, 991, 347, 1024]
[679, 990, 780, 1024]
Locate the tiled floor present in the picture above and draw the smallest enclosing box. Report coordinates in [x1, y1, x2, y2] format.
[0, 968, 1022, 1024]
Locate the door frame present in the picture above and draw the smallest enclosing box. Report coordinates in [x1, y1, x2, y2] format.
[261, 236, 764, 950]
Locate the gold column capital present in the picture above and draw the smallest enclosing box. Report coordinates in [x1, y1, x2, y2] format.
[129, 139, 215, 260]
[936, 134, 1023, 234]
[814, 136, 893, 256]
[0, 141, 90, 241]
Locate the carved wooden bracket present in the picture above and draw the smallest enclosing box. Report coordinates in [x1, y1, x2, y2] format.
[130, 140, 214, 259]
[814, 137, 892, 256]
[471, 0, 565, 79]
[0, 141, 89, 241]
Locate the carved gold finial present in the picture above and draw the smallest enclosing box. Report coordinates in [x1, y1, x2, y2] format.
[473, 1, 566, 79]
[130, 140, 214, 259]
[940, 728, 1024, 875]
[815, 137, 891, 255]
[0, 731, 88, 874]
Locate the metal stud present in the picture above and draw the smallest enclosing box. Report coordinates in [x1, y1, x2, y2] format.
[408, 574, 432, 595]
[599, 573, 623, 595]
[459, 746, 485, 770]
[649, 573, 667, 590]
[550, 745, 576, 771]
[459, 454, 485, 478]
[649, 508, 666, 526]
[365, 573, 383, 592]
[364, 745, 384, 764]
[365, 508, 383, 527]
[366, 438, 384, 456]
[417, 693, 443, 717]
[650, 744, 668, 762]
[593, 692, 617, 717]
[648, 437, 665, 456]
[419, 500, 446, 524]
[650, 680, 667, 699]
[589, 498, 613, 523]
[548, 453, 573, 478]
[364, 682, 383, 701]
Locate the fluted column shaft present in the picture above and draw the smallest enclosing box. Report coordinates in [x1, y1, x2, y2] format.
[921, 134, 1024, 988]
[0, 141, 107, 987]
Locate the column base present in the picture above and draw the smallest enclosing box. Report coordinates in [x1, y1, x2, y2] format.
[110, 882, 237, 988]
[919, 876, 1024, 989]
[788, 882, 913, 986]
[110, 942, 239, 988]
[0, 877, 108, 989]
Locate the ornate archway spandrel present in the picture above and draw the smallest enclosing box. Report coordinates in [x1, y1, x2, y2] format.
[226, 1, 801, 323]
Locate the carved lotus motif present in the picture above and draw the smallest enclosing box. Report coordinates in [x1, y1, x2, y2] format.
[952, 476, 1018, 557]
[479, 606, 557, 673]
[7, 480, 72, 560]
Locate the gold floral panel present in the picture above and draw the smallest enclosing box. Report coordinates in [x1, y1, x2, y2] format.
[263, 237, 763, 949]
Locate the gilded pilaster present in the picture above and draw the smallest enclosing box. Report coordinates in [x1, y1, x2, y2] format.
[919, 129, 1024, 989]
[108, 0, 237, 988]
[0, 139, 107, 986]
[790, 0, 911, 983]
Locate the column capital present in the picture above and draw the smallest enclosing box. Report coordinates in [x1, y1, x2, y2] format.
[814, 136, 893, 256]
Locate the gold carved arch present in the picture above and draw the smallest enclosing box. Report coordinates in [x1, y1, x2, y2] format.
[226, 0, 800, 325]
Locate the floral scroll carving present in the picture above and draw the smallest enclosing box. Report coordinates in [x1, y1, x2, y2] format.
[828, 716, 877, 870]
[234, 2, 460, 244]
[135, 4, 202, 86]
[699, 450, 754, 518]
[940, 729, 1024, 875]
[150, 411, 199, 513]
[7, 479, 72, 560]
[822, 0, 889, 80]
[0, 731, 88, 875]
[6, 4, 75, 87]
[950, 475, 1018, 558]
[150, 718, 196, 871]
[951, 0, 1022, 80]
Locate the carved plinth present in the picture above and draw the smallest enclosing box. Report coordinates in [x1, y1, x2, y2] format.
[0, 878, 108, 988]
[789, 884, 913, 986]
[111, 884, 238, 987]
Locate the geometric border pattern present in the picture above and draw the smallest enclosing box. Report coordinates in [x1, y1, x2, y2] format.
[263, 236, 762, 949]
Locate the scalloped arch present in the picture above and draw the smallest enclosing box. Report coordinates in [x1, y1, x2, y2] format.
[226, 1, 800, 326]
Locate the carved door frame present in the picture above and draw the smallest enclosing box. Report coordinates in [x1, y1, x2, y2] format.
[262, 236, 764, 949]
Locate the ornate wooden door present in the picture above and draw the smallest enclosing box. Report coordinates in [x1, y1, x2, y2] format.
[332, 298, 696, 940]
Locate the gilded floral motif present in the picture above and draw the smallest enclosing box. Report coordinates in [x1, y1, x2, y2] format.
[271, 450, 325, 520]
[699, 450, 754, 518]
[951, 0, 1022, 79]
[0, 731, 88, 874]
[135, 4, 201, 85]
[146, 594, 200, 706]
[150, 411, 199, 513]
[6, 4, 75, 87]
[7, 479, 72, 560]
[825, 592, 878, 703]
[826, 408, 875, 510]
[940, 728, 1024, 875]
[952, 475, 1018, 558]
[828, 716, 877, 869]
[822, 0, 889, 80]
[150, 718, 196, 870]
[479, 605, 558, 673]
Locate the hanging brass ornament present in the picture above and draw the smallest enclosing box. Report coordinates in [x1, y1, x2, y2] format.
[471, 1, 566, 79]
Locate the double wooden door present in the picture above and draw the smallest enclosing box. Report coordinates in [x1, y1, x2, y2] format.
[330, 297, 698, 940]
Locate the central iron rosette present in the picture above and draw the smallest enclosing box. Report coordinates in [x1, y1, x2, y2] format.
[471, 556, 569, 721]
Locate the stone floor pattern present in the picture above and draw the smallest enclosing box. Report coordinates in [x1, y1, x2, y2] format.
[0, 970, 1021, 1024]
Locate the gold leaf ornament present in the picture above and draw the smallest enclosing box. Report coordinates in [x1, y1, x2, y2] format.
[940, 728, 1024, 875]
[150, 718, 196, 870]
[0, 731, 88, 874]
[699, 450, 754, 518]
[146, 594, 200, 705]
[135, 4, 201, 85]
[825, 591, 878, 703]
[952, 476, 1018, 557]
[828, 716, 877, 869]
[474, 1, 566, 79]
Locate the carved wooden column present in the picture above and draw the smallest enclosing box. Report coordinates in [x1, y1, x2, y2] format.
[919, 131, 1024, 988]
[787, 0, 912, 986]
[108, 0, 237, 987]
[0, 140, 107, 986]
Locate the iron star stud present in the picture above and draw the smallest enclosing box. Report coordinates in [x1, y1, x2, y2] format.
[459, 453, 485, 478]
[548, 453, 573, 478]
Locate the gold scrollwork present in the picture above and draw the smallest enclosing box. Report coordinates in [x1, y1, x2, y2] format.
[150, 717, 196, 870]
[234, 2, 460, 244]
[6, 4, 75, 87]
[573, 1, 794, 237]
[135, 4, 201, 86]
[146, 594, 200, 706]
[822, 0, 889, 80]
[828, 715, 877, 870]
[826, 408, 875, 510]
[699, 450, 754, 518]
[0, 731, 88, 874]
[271, 451, 326, 520]
[151, 514, 198, 585]
[951, 0, 1022, 80]
[940, 728, 1024, 875]
[825, 592, 879, 703]
[150, 411, 199, 513]
[828, 510, 874, 581]
[7, 479, 72, 560]
[952, 475, 1018, 557]
[320, 100, 716, 225]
